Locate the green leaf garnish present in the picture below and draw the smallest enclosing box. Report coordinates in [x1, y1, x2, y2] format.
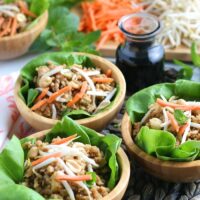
[174, 110, 188, 125]
[191, 42, 200, 67]
[27, 89, 39, 107]
[86, 172, 96, 188]
[174, 59, 193, 80]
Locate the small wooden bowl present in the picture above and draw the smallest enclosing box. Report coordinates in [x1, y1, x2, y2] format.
[0, 11, 48, 60]
[28, 129, 131, 200]
[121, 112, 200, 182]
[14, 53, 126, 131]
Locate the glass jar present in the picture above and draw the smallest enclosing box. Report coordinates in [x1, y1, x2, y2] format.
[116, 13, 164, 93]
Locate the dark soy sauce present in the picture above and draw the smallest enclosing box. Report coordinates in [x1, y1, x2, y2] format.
[116, 13, 164, 93]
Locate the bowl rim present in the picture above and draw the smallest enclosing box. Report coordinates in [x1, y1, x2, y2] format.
[27, 129, 131, 200]
[121, 112, 200, 168]
[14, 52, 126, 126]
[0, 11, 48, 42]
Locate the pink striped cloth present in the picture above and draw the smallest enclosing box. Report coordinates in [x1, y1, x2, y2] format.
[0, 72, 35, 151]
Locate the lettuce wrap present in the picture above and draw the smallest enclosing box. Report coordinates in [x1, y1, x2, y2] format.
[0, 116, 121, 199]
[126, 80, 200, 161]
[19, 52, 119, 120]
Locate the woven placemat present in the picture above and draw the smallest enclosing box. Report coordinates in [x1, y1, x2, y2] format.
[102, 102, 200, 200]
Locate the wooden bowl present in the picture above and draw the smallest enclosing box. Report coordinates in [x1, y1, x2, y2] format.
[0, 11, 48, 60]
[28, 129, 130, 200]
[14, 53, 126, 131]
[121, 112, 200, 182]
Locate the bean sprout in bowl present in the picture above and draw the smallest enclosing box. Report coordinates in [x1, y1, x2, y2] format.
[14, 52, 126, 131]
[0, 116, 130, 200]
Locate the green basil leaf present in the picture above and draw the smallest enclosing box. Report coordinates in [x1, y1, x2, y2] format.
[174, 110, 188, 125]
[86, 172, 96, 188]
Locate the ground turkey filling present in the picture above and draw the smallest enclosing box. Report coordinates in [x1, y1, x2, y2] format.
[23, 137, 110, 200]
[32, 62, 116, 119]
[133, 96, 200, 145]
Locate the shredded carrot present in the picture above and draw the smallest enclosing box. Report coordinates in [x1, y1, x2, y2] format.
[32, 152, 62, 166]
[52, 134, 78, 145]
[93, 77, 114, 83]
[179, 122, 189, 135]
[31, 99, 47, 111]
[48, 86, 71, 104]
[157, 98, 200, 111]
[0, 18, 12, 37]
[56, 174, 92, 182]
[79, 0, 143, 48]
[18, 1, 37, 18]
[10, 17, 17, 36]
[167, 111, 180, 133]
[0, 17, 5, 27]
[106, 69, 112, 77]
[35, 88, 49, 102]
[67, 82, 88, 107]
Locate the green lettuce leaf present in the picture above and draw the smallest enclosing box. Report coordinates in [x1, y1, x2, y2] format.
[136, 127, 200, 161]
[27, 89, 39, 107]
[30, 0, 49, 16]
[0, 136, 24, 183]
[126, 83, 174, 123]
[45, 116, 91, 144]
[0, 116, 121, 198]
[62, 109, 92, 120]
[0, 184, 44, 200]
[175, 79, 200, 100]
[126, 80, 200, 161]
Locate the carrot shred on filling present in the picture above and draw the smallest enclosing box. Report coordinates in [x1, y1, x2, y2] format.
[167, 111, 180, 133]
[31, 99, 47, 111]
[67, 81, 88, 107]
[52, 134, 78, 145]
[35, 88, 49, 102]
[31, 152, 62, 166]
[10, 17, 17, 36]
[157, 98, 200, 111]
[48, 86, 71, 104]
[55, 174, 92, 182]
[93, 77, 114, 83]
[18, 0, 37, 18]
[179, 122, 189, 135]
[106, 69, 112, 77]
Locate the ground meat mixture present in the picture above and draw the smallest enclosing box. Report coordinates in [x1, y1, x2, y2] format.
[22, 137, 110, 200]
[31, 62, 116, 120]
[133, 96, 200, 145]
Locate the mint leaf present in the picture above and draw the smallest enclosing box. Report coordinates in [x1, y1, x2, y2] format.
[174, 59, 193, 80]
[174, 110, 188, 125]
[86, 172, 96, 188]
[191, 42, 200, 67]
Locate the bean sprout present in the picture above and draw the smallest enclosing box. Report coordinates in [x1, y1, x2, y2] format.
[141, 0, 200, 48]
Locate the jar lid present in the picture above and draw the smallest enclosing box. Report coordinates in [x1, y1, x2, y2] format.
[118, 13, 161, 40]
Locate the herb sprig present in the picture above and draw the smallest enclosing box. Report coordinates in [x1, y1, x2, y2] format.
[174, 42, 200, 80]
[30, 0, 101, 54]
